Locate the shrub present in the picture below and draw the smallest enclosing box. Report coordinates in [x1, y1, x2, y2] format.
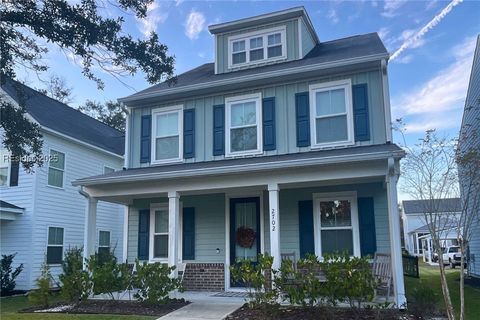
[133, 261, 183, 304]
[1, 253, 24, 296]
[230, 253, 279, 313]
[320, 252, 375, 308]
[87, 250, 129, 300]
[59, 247, 91, 302]
[408, 285, 439, 319]
[28, 262, 52, 308]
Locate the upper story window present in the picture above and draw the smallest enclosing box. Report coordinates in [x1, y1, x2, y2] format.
[309, 80, 355, 148]
[0, 149, 10, 186]
[228, 26, 286, 69]
[48, 150, 65, 188]
[151, 106, 183, 164]
[225, 93, 262, 157]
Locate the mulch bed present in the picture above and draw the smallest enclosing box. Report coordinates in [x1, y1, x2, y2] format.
[22, 299, 189, 317]
[226, 304, 413, 320]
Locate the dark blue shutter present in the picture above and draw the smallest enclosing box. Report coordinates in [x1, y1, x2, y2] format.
[183, 109, 195, 159]
[182, 207, 195, 260]
[262, 97, 276, 151]
[9, 160, 19, 186]
[352, 84, 370, 141]
[140, 115, 151, 163]
[298, 200, 315, 258]
[295, 92, 310, 147]
[358, 197, 377, 257]
[138, 209, 150, 260]
[213, 104, 225, 156]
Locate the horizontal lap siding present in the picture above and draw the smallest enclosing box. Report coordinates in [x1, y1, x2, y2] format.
[128, 70, 386, 168]
[30, 133, 124, 288]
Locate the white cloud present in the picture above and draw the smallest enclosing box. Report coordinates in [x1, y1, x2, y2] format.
[390, 0, 463, 61]
[175, 0, 184, 6]
[395, 54, 414, 64]
[378, 27, 390, 41]
[185, 10, 206, 40]
[392, 36, 476, 132]
[198, 52, 206, 58]
[136, 1, 168, 38]
[327, 9, 339, 24]
[382, 0, 406, 18]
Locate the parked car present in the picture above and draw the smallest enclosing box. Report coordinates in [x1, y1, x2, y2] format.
[442, 246, 465, 268]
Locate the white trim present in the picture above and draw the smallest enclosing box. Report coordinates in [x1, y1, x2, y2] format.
[309, 79, 355, 149]
[47, 148, 66, 189]
[0, 148, 11, 187]
[124, 107, 131, 168]
[46, 225, 65, 265]
[214, 35, 218, 74]
[224, 191, 264, 291]
[227, 26, 287, 69]
[312, 191, 360, 258]
[149, 203, 169, 262]
[381, 59, 393, 143]
[297, 17, 303, 59]
[122, 206, 129, 262]
[151, 105, 184, 165]
[225, 92, 263, 157]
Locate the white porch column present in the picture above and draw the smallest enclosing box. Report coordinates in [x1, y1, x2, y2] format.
[427, 239, 432, 264]
[83, 197, 98, 266]
[168, 191, 180, 277]
[268, 183, 281, 270]
[122, 206, 129, 262]
[386, 159, 407, 307]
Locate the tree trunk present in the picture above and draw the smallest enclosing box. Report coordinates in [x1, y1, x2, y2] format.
[438, 258, 456, 320]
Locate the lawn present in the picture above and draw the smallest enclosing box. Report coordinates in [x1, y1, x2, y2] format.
[404, 262, 480, 319]
[0, 295, 155, 320]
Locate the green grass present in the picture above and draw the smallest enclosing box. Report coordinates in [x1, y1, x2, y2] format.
[0, 294, 155, 320]
[404, 262, 480, 319]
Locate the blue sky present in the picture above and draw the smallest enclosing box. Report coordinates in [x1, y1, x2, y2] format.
[18, 0, 479, 148]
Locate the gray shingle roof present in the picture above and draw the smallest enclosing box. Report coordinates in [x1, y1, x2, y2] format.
[403, 198, 461, 215]
[0, 200, 23, 211]
[1, 79, 124, 156]
[122, 32, 388, 103]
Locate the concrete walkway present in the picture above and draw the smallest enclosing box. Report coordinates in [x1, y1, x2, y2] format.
[156, 292, 244, 320]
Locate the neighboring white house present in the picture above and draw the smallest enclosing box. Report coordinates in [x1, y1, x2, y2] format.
[0, 79, 125, 290]
[401, 198, 461, 262]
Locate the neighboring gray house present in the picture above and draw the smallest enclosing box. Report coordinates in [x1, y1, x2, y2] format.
[74, 7, 407, 306]
[458, 35, 480, 278]
[0, 80, 125, 290]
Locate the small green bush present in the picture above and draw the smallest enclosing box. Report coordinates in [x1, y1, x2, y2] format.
[59, 247, 91, 302]
[408, 285, 439, 319]
[133, 261, 183, 304]
[28, 262, 52, 308]
[87, 250, 130, 300]
[1, 253, 24, 296]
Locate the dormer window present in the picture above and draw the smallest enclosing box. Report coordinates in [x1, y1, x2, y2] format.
[228, 26, 286, 69]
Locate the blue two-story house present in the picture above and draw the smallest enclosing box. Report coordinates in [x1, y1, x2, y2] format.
[74, 7, 406, 306]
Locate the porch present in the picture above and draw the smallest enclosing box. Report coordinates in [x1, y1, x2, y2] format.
[73, 147, 406, 306]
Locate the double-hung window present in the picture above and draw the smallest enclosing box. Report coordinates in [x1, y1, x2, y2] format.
[0, 149, 10, 186]
[228, 26, 286, 68]
[225, 93, 262, 156]
[150, 205, 169, 260]
[309, 80, 354, 148]
[314, 192, 360, 258]
[98, 230, 111, 256]
[48, 150, 65, 188]
[151, 106, 183, 164]
[47, 227, 64, 264]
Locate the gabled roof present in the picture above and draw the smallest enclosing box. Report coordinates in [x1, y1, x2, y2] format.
[1, 79, 124, 156]
[120, 32, 388, 104]
[403, 198, 461, 215]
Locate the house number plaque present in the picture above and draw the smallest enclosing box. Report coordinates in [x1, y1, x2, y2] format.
[271, 208, 276, 232]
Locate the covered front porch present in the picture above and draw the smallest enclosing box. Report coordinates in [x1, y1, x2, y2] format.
[74, 150, 406, 306]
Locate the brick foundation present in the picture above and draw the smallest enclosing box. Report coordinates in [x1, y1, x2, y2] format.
[182, 263, 225, 291]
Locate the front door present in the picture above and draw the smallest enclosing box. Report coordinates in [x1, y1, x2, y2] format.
[230, 197, 261, 287]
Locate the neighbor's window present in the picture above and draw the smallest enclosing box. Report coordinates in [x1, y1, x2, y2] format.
[309, 80, 354, 148]
[47, 227, 64, 264]
[48, 150, 65, 188]
[0, 149, 10, 186]
[225, 93, 262, 156]
[151, 106, 183, 164]
[152, 208, 168, 259]
[228, 26, 286, 68]
[98, 230, 111, 256]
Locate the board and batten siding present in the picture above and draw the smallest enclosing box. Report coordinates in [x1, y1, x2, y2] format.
[28, 132, 125, 287]
[128, 69, 386, 168]
[300, 18, 315, 58]
[126, 182, 390, 264]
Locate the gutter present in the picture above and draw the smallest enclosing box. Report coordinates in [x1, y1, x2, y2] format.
[73, 148, 405, 187]
[119, 53, 388, 104]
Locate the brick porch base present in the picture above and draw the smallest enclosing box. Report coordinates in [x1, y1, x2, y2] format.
[182, 263, 225, 291]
